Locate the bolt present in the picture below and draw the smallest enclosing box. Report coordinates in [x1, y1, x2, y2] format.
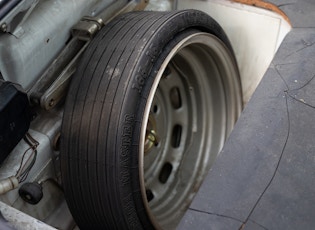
[144, 115, 160, 155]
[147, 130, 159, 146]
[1, 23, 7, 32]
[144, 129, 160, 155]
[49, 99, 55, 107]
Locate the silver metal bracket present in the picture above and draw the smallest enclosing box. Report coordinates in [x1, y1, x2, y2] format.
[29, 0, 148, 110]
[71, 16, 104, 41]
[29, 38, 88, 110]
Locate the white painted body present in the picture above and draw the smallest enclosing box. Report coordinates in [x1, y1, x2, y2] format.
[177, 0, 291, 104]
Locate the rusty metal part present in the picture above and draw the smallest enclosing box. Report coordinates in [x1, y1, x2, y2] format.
[232, 0, 291, 25]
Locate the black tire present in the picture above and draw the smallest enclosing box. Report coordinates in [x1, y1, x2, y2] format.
[61, 10, 242, 230]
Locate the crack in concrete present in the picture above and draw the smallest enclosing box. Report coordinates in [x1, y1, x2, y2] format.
[287, 93, 315, 109]
[287, 72, 315, 107]
[239, 65, 292, 229]
[241, 60, 315, 229]
[285, 40, 315, 58]
[276, 62, 315, 108]
[188, 207, 244, 224]
[248, 219, 269, 230]
[277, 3, 295, 8]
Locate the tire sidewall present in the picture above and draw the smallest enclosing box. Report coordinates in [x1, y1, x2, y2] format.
[117, 10, 236, 229]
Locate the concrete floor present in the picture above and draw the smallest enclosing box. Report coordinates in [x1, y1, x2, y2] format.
[178, 0, 315, 229]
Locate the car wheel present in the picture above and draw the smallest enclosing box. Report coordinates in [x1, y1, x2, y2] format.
[61, 10, 242, 229]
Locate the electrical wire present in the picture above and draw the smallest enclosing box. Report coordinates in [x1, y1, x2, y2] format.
[15, 133, 39, 183]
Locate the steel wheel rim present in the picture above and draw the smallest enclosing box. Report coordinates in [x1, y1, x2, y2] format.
[139, 33, 242, 229]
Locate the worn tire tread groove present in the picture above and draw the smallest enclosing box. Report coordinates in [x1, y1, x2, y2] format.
[61, 10, 238, 229]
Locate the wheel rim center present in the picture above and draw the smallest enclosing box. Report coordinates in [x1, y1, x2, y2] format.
[144, 115, 160, 155]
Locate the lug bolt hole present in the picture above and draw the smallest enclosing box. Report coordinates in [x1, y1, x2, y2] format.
[146, 189, 154, 202]
[153, 105, 158, 113]
[171, 125, 182, 148]
[170, 87, 182, 109]
[159, 162, 173, 184]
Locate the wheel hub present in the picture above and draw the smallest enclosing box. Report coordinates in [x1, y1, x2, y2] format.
[144, 115, 160, 154]
[140, 33, 242, 229]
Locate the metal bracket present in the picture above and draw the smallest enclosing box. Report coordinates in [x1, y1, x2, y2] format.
[0, 0, 39, 35]
[71, 16, 104, 41]
[29, 0, 148, 110]
[29, 38, 88, 110]
[39, 41, 90, 110]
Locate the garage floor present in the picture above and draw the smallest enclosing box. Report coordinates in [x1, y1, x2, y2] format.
[178, 0, 315, 229]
